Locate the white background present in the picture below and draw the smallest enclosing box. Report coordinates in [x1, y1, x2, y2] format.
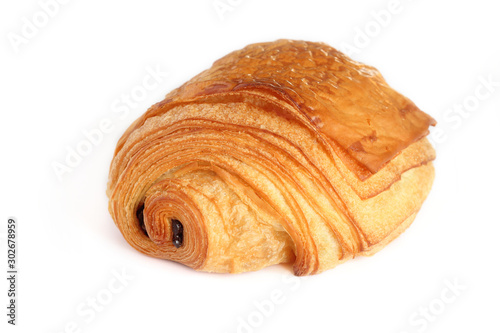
[1, 0, 499, 332]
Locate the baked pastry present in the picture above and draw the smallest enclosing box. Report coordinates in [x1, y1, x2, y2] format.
[107, 39, 436, 276]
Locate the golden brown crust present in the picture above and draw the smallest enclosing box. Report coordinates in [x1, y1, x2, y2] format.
[107, 40, 435, 275]
[114, 39, 435, 178]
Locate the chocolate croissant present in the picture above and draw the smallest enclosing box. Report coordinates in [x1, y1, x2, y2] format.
[107, 40, 436, 276]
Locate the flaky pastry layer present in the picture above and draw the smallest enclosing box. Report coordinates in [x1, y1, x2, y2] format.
[107, 40, 435, 275]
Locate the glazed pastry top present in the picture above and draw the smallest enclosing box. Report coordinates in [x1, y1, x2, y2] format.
[119, 40, 435, 176]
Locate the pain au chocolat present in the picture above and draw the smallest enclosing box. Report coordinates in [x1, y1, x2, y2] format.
[107, 39, 436, 276]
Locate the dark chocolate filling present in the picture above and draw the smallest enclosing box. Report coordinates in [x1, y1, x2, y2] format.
[171, 219, 183, 248]
[136, 204, 148, 237]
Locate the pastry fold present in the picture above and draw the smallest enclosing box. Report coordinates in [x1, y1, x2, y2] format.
[107, 40, 436, 275]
